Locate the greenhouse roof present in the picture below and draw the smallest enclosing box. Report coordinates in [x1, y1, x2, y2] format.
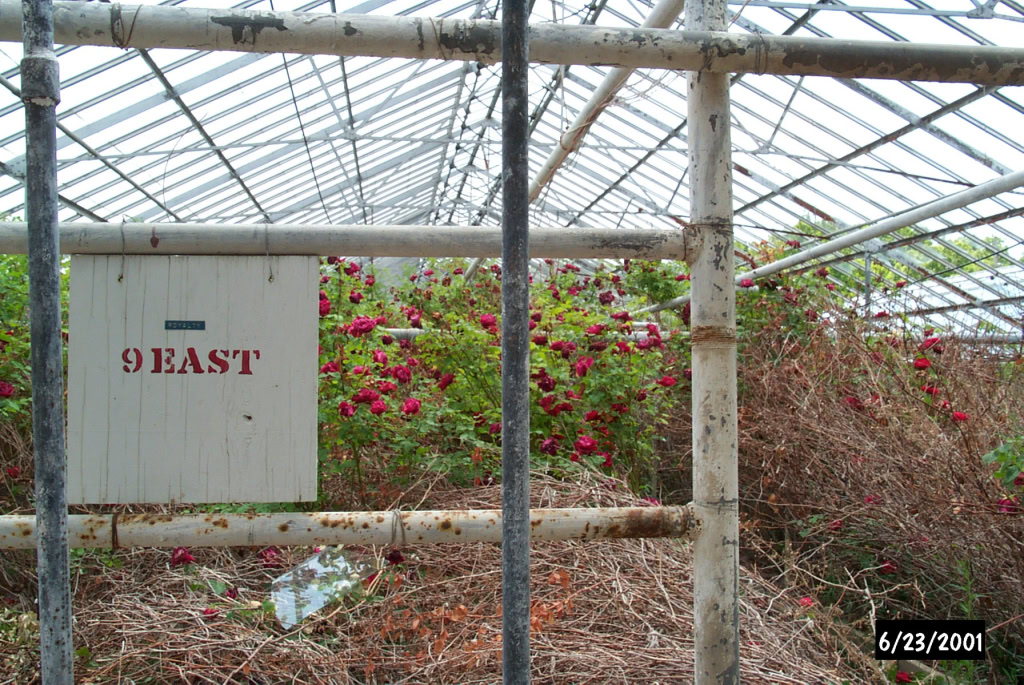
[0, 0, 1022, 333]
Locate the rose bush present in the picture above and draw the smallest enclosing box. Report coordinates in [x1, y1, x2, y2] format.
[315, 257, 696, 498]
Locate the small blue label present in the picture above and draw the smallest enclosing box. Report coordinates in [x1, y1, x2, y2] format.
[165, 320, 206, 331]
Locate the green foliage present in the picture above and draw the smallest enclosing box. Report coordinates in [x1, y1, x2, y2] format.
[980, 436, 1024, 490]
[315, 257, 691, 498]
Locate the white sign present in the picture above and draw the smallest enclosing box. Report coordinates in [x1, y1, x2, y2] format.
[67, 255, 318, 504]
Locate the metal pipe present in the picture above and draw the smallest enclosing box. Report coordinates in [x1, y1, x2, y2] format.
[0, 506, 696, 549]
[20, 0, 72, 681]
[638, 168, 1024, 315]
[501, 0, 530, 679]
[0, 222, 696, 260]
[461, 0, 686, 282]
[687, 0, 740, 681]
[0, 1, 1021, 84]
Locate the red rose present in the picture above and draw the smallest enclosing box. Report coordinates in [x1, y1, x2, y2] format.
[574, 436, 598, 453]
[919, 337, 942, 352]
[401, 398, 421, 416]
[539, 437, 559, 455]
[338, 401, 356, 417]
[894, 280, 907, 288]
[0, 382, 15, 398]
[480, 313, 497, 327]
[585, 410, 601, 422]
[997, 497, 1019, 514]
[786, 240, 801, 248]
[598, 291, 615, 305]
[372, 349, 388, 365]
[610, 311, 630, 321]
[370, 400, 387, 415]
[344, 262, 360, 276]
[920, 385, 939, 396]
[5, 466, 20, 479]
[531, 335, 548, 346]
[170, 547, 195, 568]
[675, 273, 690, 281]
[392, 366, 412, 384]
[951, 411, 968, 422]
[347, 316, 378, 337]
[318, 298, 331, 317]
[655, 376, 676, 387]
[352, 388, 381, 404]
[377, 381, 397, 394]
[815, 267, 829, 278]
[739, 278, 755, 288]
[585, 324, 605, 335]
[319, 361, 339, 375]
[574, 356, 595, 378]
[364, 275, 375, 286]
[912, 358, 931, 370]
[879, 560, 897, 574]
[895, 671, 912, 683]
[349, 291, 364, 304]
[438, 373, 455, 391]
[537, 376, 556, 392]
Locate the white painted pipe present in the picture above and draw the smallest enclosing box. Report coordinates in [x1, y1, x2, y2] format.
[463, 0, 687, 283]
[687, 0, 740, 680]
[0, 1, 1019, 83]
[0, 222, 695, 260]
[637, 168, 1024, 315]
[0, 506, 695, 549]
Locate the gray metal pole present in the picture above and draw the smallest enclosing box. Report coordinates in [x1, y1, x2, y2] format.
[500, 0, 530, 680]
[21, 0, 72, 681]
[864, 252, 873, 314]
[687, 0, 740, 681]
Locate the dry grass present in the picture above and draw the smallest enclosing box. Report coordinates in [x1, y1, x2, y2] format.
[0, 472, 876, 684]
[660, 308, 1024, 682]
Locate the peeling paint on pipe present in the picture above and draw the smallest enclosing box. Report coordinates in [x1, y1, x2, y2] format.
[0, 222, 695, 261]
[0, 1, 1021, 84]
[0, 506, 696, 549]
[688, 0, 741, 681]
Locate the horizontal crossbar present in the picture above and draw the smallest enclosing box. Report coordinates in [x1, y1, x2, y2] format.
[0, 222, 695, 260]
[0, 506, 696, 549]
[0, 0, 1021, 84]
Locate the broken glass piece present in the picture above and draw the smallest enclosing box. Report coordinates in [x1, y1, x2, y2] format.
[270, 546, 374, 629]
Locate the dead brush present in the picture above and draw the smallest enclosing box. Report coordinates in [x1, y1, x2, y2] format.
[666, 305, 1024, 680]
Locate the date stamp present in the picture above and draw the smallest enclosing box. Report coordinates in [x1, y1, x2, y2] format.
[874, 620, 985, 660]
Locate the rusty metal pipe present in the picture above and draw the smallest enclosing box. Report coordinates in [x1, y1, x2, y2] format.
[0, 506, 696, 550]
[0, 222, 697, 261]
[0, 1, 1021, 84]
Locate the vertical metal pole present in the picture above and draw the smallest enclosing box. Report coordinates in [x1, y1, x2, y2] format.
[500, 0, 531, 679]
[863, 252, 873, 314]
[686, 0, 739, 681]
[21, 0, 72, 682]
